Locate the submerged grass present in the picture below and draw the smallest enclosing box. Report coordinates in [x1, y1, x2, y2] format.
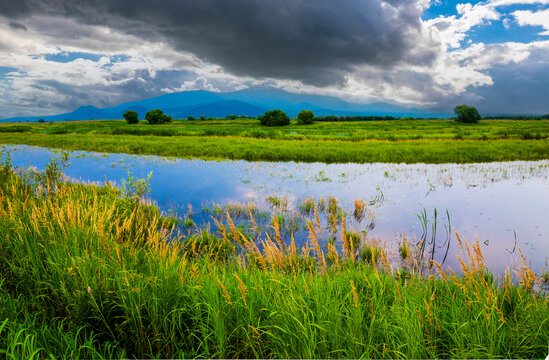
[0, 154, 548, 358]
[1, 119, 548, 163]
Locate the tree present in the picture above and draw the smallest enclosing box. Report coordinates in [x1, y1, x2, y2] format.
[227, 114, 238, 120]
[187, 116, 195, 121]
[37, 118, 45, 123]
[297, 110, 314, 125]
[145, 109, 172, 124]
[123, 110, 139, 124]
[454, 105, 481, 123]
[259, 110, 291, 127]
[200, 115, 206, 121]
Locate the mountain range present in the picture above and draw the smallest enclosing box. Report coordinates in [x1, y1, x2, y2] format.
[1, 87, 450, 122]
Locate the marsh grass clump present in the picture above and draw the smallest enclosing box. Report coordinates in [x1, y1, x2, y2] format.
[121, 170, 153, 203]
[541, 271, 549, 285]
[159, 215, 180, 229]
[184, 228, 235, 260]
[226, 201, 257, 218]
[270, 212, 299, 235]
[317, 197, 326, 211]
[0, 146, 13, 181]
[298, 197, 315, 215]
[315, 170, 331, 182]
[0, 155, 548, 359]
[345, 232, 361, 255]
[360, 244, 381, 265]
[326, 196, 345, 226]
[205, 201, 257, 219]
[399, 240, 409, 260]
[23, 149, 72, 191]
[394, 267, 411, 285]
[266, 195, 288, 210]
[353, 199, 366, 221]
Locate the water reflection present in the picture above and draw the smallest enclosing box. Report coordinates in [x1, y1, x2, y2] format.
[4, 145, 549, 275]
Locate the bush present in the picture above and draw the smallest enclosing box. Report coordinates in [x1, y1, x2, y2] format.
[259, 110, 291, 127]
[145, 109, 172, 124]
[297, 110, 314, 125]
[123, 110, 139, 124]
[454, 105, 481, 123]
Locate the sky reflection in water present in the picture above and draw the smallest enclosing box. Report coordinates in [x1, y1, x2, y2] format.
[5, 145, 549, 276]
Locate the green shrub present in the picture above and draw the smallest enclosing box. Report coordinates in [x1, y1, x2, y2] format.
[123, 110, 139, 124]
[259, 110, 290, 127]
[145, 109, 172, 124]
[297, 110, 314, 125]
[454, 105, 481, 123]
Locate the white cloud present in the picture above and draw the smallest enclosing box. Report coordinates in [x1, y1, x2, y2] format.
[490, 0, 549, 5]
[161, 77, 220, 93]
[424, 3, 500, 49]
[1, 0, 549, 117]
[0, 15, 254, 117]
[512, 9, 549, 35]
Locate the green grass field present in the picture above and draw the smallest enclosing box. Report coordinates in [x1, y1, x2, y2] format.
[1, 118, 548, 163]
[0, 151, 548, 358]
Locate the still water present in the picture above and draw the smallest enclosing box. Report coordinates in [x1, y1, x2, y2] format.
[4, 145, 549, 275]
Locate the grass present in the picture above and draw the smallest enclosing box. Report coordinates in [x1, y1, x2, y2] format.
[0, 152, 548, 358]
[0, 118, 548, 163]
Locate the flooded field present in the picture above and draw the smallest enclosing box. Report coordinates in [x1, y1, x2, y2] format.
[5, 144, 549, 275]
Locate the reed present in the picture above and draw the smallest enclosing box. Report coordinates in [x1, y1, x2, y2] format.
[0, 156, 548, 359]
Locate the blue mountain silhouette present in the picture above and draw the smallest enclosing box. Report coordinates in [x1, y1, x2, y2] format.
[2, 87, 447, 122]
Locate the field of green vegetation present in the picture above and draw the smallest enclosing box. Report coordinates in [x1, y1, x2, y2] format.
[1, 119, 548, 163]
[0, 151, 548, 358]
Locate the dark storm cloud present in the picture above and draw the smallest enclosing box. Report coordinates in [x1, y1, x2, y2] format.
[471, 49, 549, 115]
[0, 0, 435, 85]
[8, 21, 27, 31]
[0, 2, 30, 18]
[426, 47, 549, 115]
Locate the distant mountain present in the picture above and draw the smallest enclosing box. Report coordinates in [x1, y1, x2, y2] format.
[1, 87, 450, 122]
[168, 100, 268, 118]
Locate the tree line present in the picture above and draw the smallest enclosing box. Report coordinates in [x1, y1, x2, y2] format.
[482, 115, 549, 120]
[122, 105, 538, 126]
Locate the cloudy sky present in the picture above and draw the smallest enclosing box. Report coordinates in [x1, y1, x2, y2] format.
[1, 0, 548, 118]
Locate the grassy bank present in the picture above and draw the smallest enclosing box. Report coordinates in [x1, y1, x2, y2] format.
[0, 153, 548, 358]
[1, 119, 548, 163]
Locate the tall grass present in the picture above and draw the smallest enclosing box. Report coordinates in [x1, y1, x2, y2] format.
[0, 155, 548, 358]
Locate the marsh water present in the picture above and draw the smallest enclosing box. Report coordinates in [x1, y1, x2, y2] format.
[4, 145, 549, 276]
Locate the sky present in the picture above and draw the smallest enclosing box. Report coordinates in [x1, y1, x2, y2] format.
[0, 0, 548, 118]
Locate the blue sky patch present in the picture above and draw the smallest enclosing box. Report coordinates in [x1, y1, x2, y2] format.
[40, 51, 131, 64]
[43, 51, 103, 63]
[0, 66, 18, 79]
[423, 0, 484, 20]
[468, 18, 548, 44]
